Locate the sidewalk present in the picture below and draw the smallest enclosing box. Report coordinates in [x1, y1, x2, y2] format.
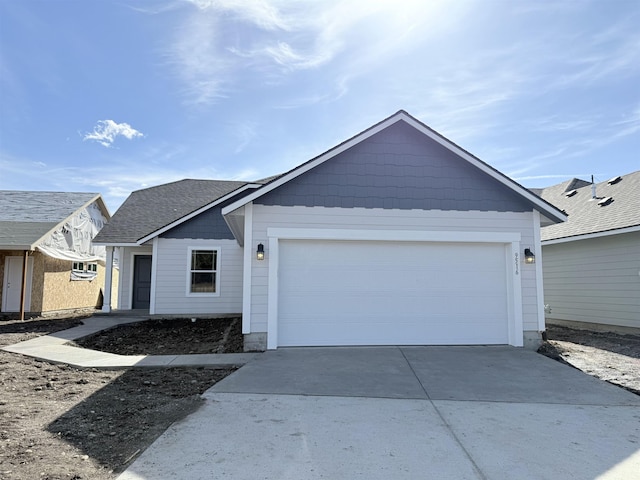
[1, 315, 259, 368]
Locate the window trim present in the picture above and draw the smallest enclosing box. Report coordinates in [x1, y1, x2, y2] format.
[71, 261, 98, 281]
[186, 246, 220, 297]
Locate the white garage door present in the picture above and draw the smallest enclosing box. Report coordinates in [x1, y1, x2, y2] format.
[277, 240, 510, 346]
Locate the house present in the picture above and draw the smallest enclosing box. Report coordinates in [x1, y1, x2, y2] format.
[537, 171, 640, 331]
[94, 110, 566, 350]
[0, 191, 116, 319]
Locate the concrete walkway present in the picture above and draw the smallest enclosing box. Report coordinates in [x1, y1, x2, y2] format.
[1, 315, 258, 368]
[118, 346, 640, 480]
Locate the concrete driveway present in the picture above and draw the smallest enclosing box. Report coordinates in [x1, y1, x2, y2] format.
[118, 346, 640, 480]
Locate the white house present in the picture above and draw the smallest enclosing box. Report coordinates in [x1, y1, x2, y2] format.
[94, 110, 566, 350]
[537, 171, 640, 331]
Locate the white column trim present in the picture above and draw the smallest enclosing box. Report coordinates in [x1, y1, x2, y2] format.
[102, 246, 114, 313]
[241, 204, 253, 334]
[149, 238, 158, 315]
[267, 236, 279, 349]
[508, 241, 524, 347]
[533, 210, 546, 332]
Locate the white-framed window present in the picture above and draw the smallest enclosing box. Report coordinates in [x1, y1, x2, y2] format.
[187, 247, 219, 296]
[71, 262, 98, 281]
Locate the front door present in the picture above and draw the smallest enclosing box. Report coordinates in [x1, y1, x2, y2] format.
[132, 255, 152, 309]
[2, 256, 33, 312]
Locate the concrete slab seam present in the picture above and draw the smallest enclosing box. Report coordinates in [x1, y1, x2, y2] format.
[398, 346, 488, 480]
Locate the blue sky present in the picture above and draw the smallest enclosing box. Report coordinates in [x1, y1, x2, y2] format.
[1, 0, 639, 214]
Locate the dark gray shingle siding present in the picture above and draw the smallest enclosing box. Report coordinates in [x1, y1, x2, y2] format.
[161, 206, 234, 240]
[257, 122, 532, 213]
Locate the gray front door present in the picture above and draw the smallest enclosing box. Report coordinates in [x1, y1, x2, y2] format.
[132, 255, 152, 309]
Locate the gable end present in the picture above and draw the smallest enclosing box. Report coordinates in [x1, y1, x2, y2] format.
[162, 205, 234, 240]
[257, 121, 532, 213]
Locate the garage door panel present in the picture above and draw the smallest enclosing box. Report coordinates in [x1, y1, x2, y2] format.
[277, 240, 510, 346]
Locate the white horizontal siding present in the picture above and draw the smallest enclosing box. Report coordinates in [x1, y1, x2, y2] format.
[153, 238, 243, 315]
[249, 205, 540, 336]
[543, 232, 640, 328]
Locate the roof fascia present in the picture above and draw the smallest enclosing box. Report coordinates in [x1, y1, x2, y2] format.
[91, 242, 140, 247]
[221, 111, 567, 223]
[137, 183, 261, 244]
[0, 245, 33, 250]
[542, 224, 640, 245]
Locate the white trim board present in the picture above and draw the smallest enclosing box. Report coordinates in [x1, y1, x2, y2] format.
[542, 225, 640, 245]
[241, 203, 253, 334]
[267, 227, 521, 243]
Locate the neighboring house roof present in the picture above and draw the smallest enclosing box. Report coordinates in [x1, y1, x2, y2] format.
[93, 179, 250, 245]
[539, 170, 640, 243]
[0, 191, 106, 250]
[221, 110, 567, 226]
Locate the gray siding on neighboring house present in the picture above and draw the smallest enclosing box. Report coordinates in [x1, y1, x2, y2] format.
[543, 232, 640, 329]
[162, 207, 234, 240]
[257, 121, 533, 213]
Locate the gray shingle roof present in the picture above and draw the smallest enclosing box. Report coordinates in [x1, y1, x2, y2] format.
[93, 179, 248, 244]
[539, 170, 640, 242]
[0, 191, 101, 249]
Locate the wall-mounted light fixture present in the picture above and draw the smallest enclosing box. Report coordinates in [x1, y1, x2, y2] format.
[524, 248, 535, 264]
[256, 243, 265, 261]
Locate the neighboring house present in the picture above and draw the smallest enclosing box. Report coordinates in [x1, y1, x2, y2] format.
[537, 171, 640, 331]
[0, 191, 117, 318]
[95, 110, 566, 350]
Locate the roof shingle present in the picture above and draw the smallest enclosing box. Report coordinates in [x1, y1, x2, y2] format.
[93, 179, 248, 244]
[539, 170, 640, 241]
[0, 191, 100, 248]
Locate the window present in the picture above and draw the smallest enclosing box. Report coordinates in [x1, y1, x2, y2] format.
[71, 262, 98, 281]
[188, 248, 218, 295]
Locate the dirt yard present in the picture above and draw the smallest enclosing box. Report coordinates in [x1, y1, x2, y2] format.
[0, 316, 241, 480]
[1, 317, 638, 480]
[539, 324, 640, 395]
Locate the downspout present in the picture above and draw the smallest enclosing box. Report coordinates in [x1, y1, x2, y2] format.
[19, 251, 29, 321]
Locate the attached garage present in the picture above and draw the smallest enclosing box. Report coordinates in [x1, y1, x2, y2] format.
[277, 239, 510, 347]
[220, 110, 567, 351]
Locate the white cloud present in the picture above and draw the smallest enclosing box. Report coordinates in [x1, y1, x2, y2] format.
[83, 120, 144, 147]
[163, 0, 453, 106]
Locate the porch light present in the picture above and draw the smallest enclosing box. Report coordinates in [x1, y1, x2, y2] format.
[524, 248, 535, 264]
[256, 243, 265, 261]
